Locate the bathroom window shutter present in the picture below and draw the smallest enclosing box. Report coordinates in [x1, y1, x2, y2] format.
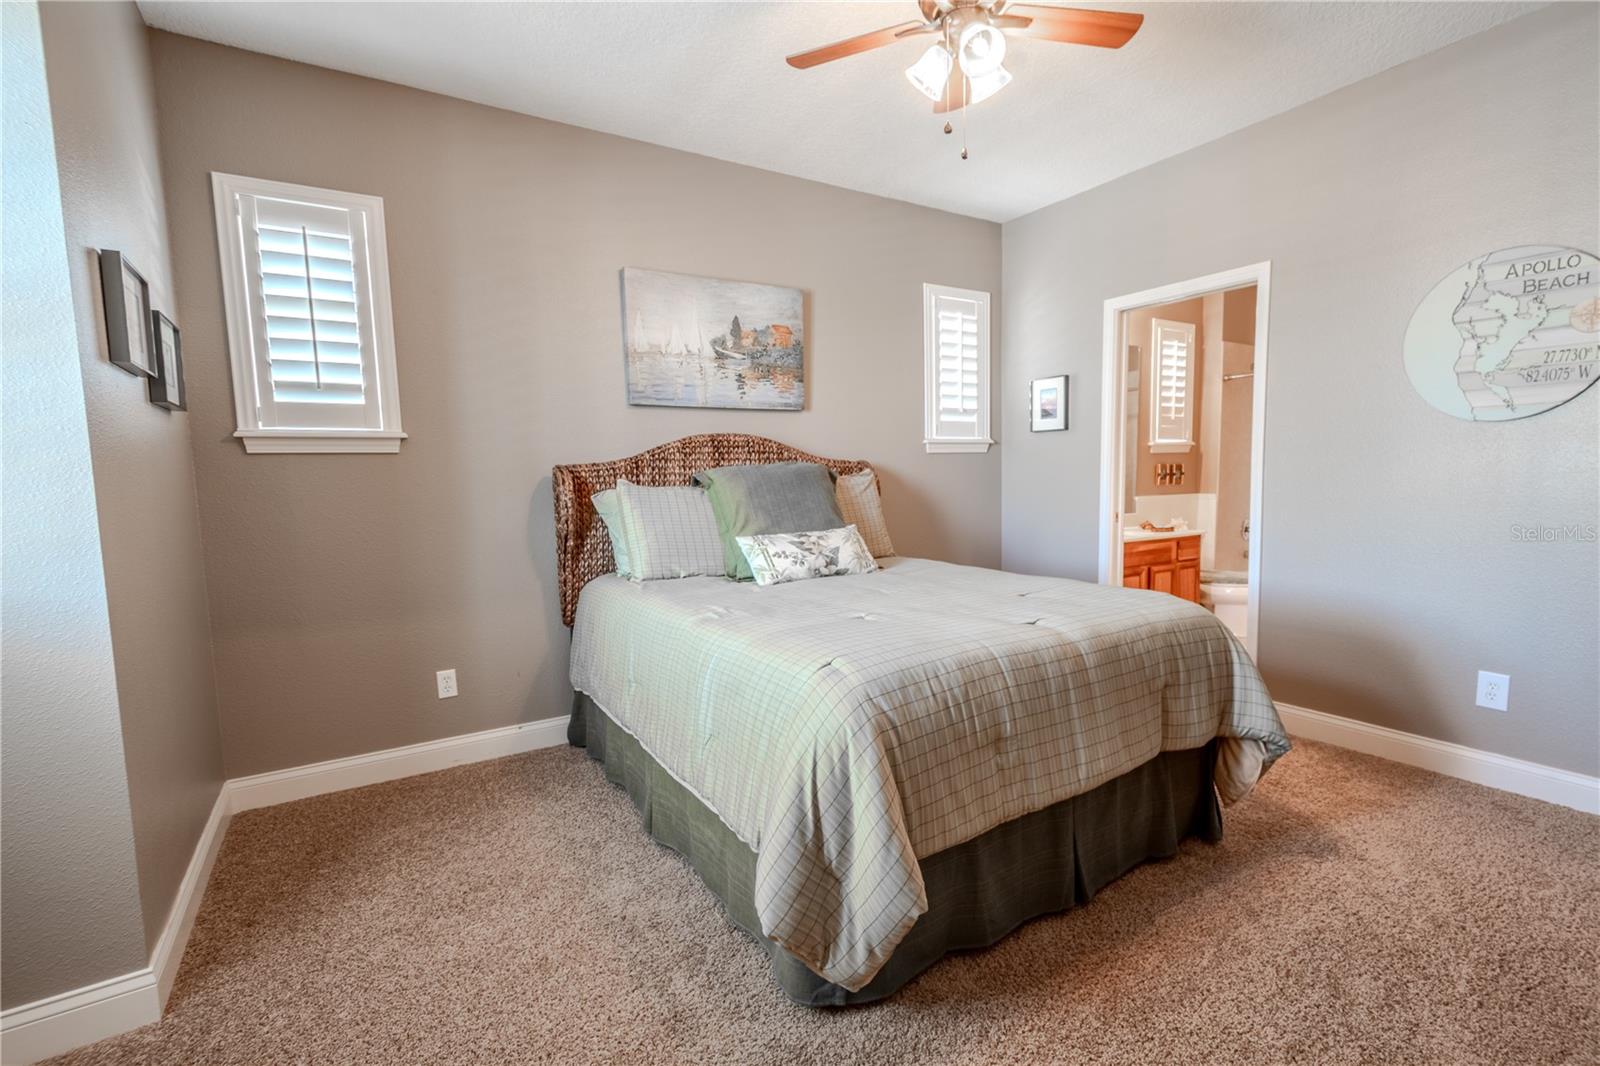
[212, 173, 405, 453]
[922, 284, 992, 452]
[1149, 318, 1196, 451]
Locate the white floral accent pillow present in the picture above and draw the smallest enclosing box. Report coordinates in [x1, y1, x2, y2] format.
[735, 525, 879, 587]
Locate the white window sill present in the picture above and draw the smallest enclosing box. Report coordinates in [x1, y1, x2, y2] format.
[235, 430, 407, 454]
[1148, 442, 1193, 454]
[924, 439, 993, 454]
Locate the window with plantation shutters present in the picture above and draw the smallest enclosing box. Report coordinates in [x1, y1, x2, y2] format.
[1148, 318, 1195, 452]
[922, 284, 992, 453]
[212, 174, 404, 453]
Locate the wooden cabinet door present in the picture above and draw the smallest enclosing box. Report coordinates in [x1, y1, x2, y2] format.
[1174, 560, 1200, 603]
[1123, 536, 1201, 601]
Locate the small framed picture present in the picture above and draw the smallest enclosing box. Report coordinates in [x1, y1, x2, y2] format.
[99, 250, 156, 378]
[148, 310, 185, 411]
[1030, 374, 1068, 432]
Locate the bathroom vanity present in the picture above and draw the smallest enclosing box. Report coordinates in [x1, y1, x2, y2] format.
[1122, 531, 1202, 603]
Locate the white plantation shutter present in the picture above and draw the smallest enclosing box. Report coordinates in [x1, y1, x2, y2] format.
[213, 174, 404, 452]
[251, 198, 366, 407]
[935, 300, 980, 425]
[1149, 318, 1195, 450]
[923, 284, 992, 452]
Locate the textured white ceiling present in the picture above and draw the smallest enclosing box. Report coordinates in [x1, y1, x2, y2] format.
[137, 1, 1542, 222]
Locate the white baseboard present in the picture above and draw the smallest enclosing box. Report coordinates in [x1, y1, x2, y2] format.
[1276, 702, 1600, 815]
[226, 715, 569, 813]
[5, 702, 1587, 1064]
[0, 716, 570, 1064]
[151, 788, 231, 1007]
[0, 790, 231, 1066]
[0, 966, 159, 1066]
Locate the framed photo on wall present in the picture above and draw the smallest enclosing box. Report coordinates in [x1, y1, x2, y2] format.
[1030, 374, 1068, 432]
[99, 250, 157, 378]
[148, 310, 185, 410]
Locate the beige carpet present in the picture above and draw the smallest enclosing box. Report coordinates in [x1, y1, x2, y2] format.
[50, 739, 1599, 1065]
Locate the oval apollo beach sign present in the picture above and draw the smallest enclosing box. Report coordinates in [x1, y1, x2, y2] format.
[1405, 245, 1600, 420]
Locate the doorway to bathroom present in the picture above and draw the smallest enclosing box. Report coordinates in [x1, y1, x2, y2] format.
[1098, 262, 1270, 660]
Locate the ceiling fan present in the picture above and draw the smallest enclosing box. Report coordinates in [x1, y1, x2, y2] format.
[787, 1, 1143, 142]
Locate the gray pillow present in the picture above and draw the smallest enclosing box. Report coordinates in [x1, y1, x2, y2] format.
[693, 462, 844, 581]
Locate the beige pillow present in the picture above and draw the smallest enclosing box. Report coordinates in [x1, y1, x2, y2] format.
[835, 469, 895, 558]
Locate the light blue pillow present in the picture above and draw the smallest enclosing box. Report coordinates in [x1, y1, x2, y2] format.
[611, 480, 726, 581]
[591, 489, 632, 577]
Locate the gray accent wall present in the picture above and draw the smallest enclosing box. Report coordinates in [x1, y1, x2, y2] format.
[0, 0, 149, 1008]
[37, 0, 228, 963]
[37, 0, 226, 958]
[1001, 4, 1599, 775]
[146, 33, 1003, 777]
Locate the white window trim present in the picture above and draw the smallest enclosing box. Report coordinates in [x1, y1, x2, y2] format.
[922, 282, 993, 454]
[211, 172, 405, 454]
[1147, 317, 1195, 454]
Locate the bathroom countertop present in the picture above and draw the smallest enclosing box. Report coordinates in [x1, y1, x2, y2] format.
[1123, 528, 1205, 542]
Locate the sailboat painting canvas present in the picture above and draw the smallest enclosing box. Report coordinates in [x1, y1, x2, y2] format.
[621, 267, 804, 410]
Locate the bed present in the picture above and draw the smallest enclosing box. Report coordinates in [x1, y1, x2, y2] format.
[553, 434, 1290, 1005]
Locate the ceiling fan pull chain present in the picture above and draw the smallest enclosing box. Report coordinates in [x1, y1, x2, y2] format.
[943, 50, 955, 138]
[961, 74, 969, 160]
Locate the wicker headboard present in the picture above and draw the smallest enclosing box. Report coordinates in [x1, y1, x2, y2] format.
[551, 433, 870, 626]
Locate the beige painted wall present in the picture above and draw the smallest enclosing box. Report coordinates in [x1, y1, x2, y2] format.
[1198, 292, 1223, 497]
[1128, 296, 1206, 497]
[1, 0, 148, 1009]
[1001, 4, 1599, 774]
[1214, 287, 1257, 573]
[1222, 286, 1257, 346]
[148, 33, 1003, 777]
[38, 0, 225, 956]
[1214, 338, 1253, 574]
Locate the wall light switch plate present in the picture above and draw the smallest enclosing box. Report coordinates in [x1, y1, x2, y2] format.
[1475, 670, 1509, 712]
[436, 669, 458, 699]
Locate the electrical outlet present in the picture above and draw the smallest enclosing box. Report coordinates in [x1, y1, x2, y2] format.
[436, 669, 458, 700]
[1475, 670, 1509, 712]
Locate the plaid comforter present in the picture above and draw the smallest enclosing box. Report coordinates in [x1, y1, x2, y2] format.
[569, 558, 1289, 991]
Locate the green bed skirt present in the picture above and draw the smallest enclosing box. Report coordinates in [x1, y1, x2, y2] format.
[570, 691, 1222, 1006]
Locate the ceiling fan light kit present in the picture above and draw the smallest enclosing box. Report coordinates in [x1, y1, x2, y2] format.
[957, 22, 1007, 77]
[966, 65, 1013, 106]
[906, 43, 954, 101]
[788, 1, 1143, 158]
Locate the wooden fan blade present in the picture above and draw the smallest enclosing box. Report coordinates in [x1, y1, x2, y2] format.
[786, 21, 932, 69]
[1002, 6, 1143, 49]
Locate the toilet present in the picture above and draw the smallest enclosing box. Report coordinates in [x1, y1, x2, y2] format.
[1199, 570, 1248, 641]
